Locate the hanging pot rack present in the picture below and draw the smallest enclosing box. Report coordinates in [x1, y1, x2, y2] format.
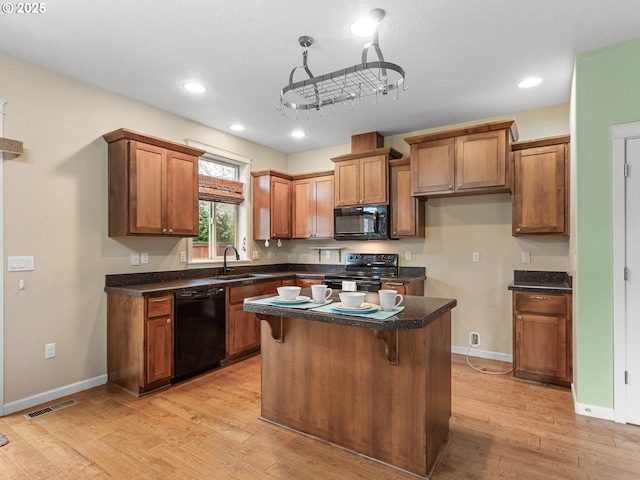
[278, 9, 406, 114]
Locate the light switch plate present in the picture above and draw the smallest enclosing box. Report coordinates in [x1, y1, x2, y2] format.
[472, 251, 480, 263]
[7, 256, 35, 272]
[252, 250, 260, 260]
[141, 253, 149, 264]
[405, 251, 412, 261]
[522, 252, 531, 263]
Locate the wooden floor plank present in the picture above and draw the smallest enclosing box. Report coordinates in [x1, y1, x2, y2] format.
[1, 354, 639, 479]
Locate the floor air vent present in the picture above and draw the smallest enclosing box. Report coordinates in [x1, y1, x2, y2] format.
[24, 399, 78, 420]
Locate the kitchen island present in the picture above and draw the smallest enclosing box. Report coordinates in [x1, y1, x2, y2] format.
[243, 291, 456, 479]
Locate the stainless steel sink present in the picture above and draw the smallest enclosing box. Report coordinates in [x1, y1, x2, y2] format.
[217, 273, 272, 280]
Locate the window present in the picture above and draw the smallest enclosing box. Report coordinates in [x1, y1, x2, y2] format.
[188, 144, 250, 263]
[194, 159, 240, 260]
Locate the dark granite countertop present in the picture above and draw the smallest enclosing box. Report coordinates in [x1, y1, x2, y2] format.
[508, 270, 572, 293]
[105, 267, 426, 296]
[243, 290, 456, 331]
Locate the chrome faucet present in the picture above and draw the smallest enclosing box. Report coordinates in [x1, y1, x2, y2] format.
[223, 245, 240, 276]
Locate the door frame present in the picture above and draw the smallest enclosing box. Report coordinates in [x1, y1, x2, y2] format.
[0, 99, 6, 417]
[612, 120, 640, 423]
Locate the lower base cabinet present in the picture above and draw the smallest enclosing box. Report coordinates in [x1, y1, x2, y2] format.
[226, 280, 282, 358]
[107, 292, 174, 396]
[512, 291, 572, 387]
[381, 281, 425, 296]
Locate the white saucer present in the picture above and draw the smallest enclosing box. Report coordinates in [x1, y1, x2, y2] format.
[332, 302, 379, 313]
[271, 295, 311, 304]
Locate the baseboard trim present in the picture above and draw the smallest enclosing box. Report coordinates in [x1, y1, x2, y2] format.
[451, 345, 513, 363]
[3, 374, 108, 416]
[572, 384, 615, 421]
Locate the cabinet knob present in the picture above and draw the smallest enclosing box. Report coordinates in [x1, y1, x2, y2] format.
[162, 228, 167, 233]
[168, 228, 173, 233]
[448, 185, 454, 190]
[458, 184, 463, 189]
[516, 227, 521, 233]
[516, 315, 523, 321]
[166, 318, 171, 324]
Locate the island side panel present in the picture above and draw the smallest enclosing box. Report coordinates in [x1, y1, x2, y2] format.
[260, 312, 451, 477]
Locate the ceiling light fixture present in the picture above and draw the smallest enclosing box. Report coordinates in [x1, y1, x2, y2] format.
[184, 82, 206, 93]
[291, 130, 306, 138]
[278, 8, 406, 116]
[350, 8, 384, 37]
[518, 77, 542, 89]
[230, 124, 245, 131]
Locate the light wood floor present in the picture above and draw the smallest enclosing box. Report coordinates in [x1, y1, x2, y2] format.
[1, 354, 640, 479]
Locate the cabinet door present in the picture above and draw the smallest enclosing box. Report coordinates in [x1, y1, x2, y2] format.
[512, 144, 567, 235]
[314, 175, 335, 238]
[391, 163, 424, 237]
[515, 312, 568, 381]
[146, 316, 173, 385]
[270, 176, 292, 238]
[360, 155, 388, 204]
[410, 138, 455, 195]
[227, 302, 261, 356]
[129, 141, 165, 234]
[165, 151, 199, 236]
[297, 278, 325, 288]
[335, 159, 360, 207]
[455, 129, 507, 191]
[292, 179, 314, 238]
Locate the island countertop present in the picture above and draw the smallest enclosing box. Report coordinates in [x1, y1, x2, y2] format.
[243, 290, 456, 331]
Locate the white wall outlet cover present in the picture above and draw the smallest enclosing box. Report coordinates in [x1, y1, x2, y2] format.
[130, 253, 140, 266]
[325, 250, 331, 259]
[522, 252, 531, 263]
[252, 250, 260, 260]
[472, 251, 480, 263]
[179, 251, 187, 263]
[141, 253, 149, 264]
[405, 251, 412, 261]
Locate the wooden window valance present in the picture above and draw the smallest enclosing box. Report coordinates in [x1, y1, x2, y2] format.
[198, 175, 244, 204]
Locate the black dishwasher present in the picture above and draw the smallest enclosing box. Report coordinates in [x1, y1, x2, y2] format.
[173, 286, 226, 383]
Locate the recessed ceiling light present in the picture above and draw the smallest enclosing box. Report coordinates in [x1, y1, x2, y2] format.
[184, 82, 206, 93]
[230, 124, 245, 131]
[291, 130, 306, 138]
[518, 77, 542, 89]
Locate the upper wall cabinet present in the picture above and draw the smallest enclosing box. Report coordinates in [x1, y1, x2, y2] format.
[292, 171, 335, 239]
[389, 158, 425, 238]
[103, 128, 205, 237]
[404, 120, 518, 198]
[511, 135, 570, 236]
[252, 170, 293, 241]
[331, 147, 402, 207]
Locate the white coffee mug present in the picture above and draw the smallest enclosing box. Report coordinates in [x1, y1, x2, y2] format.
[378, 289, 403, 311]
[311, 284, 332, 303]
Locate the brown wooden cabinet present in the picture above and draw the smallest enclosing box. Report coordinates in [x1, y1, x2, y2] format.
[292, 171, 334, 239]
[513, 291, 572, 387]
[381, 280, 425, 296]
[511, 136, 570, 236]
[331, 147, 402, 206]
[252, 170, 292, 240]
[390, 158, 425, 238]
[297, 277, 325, 288]
[404, 120, 517, 198]
[107, 292, 174, 396]
[226, 280, 282, 358]
[103, 128, 204, 237]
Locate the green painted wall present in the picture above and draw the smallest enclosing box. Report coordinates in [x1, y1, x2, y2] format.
[575, 37, 640, 407]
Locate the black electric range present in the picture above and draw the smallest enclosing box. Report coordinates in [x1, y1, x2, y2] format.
[323, 253, 399, 292]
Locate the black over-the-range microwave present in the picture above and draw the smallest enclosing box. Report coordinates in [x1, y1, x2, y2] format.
[333, 205, 389, 241]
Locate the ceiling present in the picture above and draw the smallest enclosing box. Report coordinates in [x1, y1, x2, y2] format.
[2, 1, 640, 154]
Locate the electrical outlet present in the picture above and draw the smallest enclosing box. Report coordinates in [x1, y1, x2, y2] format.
[405, 251, 412, 261]
[522, 251, 531, 263]
[252, 250, 260, 260]
[267, 251, 272, 259]
[472, 251, 480, 263]
[141, 253, 149, 264]
[469, 332, 480, 347]
[45, 343, 56, 359]
[179, 251, 187, 263]
[325, 250, 331, 259]
[130, 253, 140, 266]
